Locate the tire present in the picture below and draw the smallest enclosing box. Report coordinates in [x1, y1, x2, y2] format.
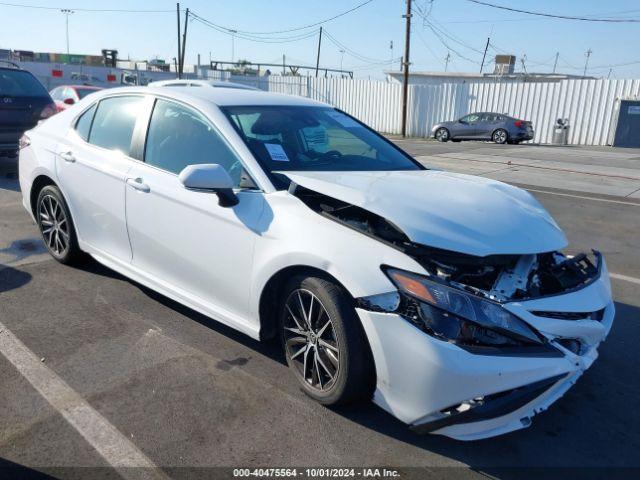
[492, 128, 508, 144]
[435, 128, 450, 142]
[36, 185, 82, 264]
[280, 274, 375, 406]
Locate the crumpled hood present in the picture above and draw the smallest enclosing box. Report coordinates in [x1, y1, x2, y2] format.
[284, 170, 568, 257]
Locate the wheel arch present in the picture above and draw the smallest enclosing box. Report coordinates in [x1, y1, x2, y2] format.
[258, 265, 354, 341]
[29, 174, 57, 218]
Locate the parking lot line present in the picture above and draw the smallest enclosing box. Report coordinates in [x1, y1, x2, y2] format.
[610, 273, 640, 286]
[0, 320, 170, 480]
[524, 187, 640, 207]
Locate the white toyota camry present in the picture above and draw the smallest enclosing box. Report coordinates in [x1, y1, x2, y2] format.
[18, 86, 614, 440]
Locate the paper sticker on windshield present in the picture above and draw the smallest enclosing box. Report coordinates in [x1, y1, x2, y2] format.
[326, 110, 362, 129]
[265, 143, 290, 162]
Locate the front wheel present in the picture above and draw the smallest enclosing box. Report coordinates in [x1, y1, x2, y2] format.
[492, 129, 508, 144]
[36, 185, 82, 264]
[280, 275, 375, 406]
[435, 128, 450, 142]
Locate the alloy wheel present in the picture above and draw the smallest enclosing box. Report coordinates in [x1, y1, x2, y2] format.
[283, 289, 340, 392]
[38, 194, 70, 256]
[493, 129, 507, 144]
[436, 128, 449, 142]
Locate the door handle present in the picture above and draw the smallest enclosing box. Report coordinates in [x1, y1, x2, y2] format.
[126, 177, 150, 193]
[59, 151, 75, 163]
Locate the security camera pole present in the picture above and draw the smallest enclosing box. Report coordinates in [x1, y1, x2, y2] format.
[401, 0, 412, 137]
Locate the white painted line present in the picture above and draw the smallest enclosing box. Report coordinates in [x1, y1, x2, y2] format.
[524, 188, 640, 207]
[610, 273, 640, 285]
[0, 321, 169, 480]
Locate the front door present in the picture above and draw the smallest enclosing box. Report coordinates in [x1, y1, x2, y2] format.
[452, 113, 480, 139]
[125, 98, 265, 324]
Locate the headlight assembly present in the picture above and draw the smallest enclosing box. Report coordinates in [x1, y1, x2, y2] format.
[383, 267, 550, 351]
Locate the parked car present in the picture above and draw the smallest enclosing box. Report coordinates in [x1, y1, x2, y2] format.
[50, 85, 102, 113]
[19, 87, 613, 440]
[0, 61, 55, 157]
[149, 78, 259, 90]
[432, 112, 534, 144]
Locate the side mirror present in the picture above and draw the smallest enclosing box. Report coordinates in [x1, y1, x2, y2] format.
[178, 164, 239, 207]
[63, 98, 75, 105]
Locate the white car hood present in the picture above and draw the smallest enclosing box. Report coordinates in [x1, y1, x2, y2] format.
[284, 170, 568, 257]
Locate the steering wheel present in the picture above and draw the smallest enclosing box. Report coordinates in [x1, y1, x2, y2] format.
[317, 150, 343, 161]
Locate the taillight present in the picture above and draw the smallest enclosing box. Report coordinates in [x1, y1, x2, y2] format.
[19, 134, 31, 149]
[40, 103, 57, 120]
[514, 120, 524, 128]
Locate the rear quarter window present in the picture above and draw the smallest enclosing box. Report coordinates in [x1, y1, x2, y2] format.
[75, 104, 97, 141]
[0, 69, 49, 97]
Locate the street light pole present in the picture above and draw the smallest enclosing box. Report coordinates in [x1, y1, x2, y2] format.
[60, 9, 74, 56]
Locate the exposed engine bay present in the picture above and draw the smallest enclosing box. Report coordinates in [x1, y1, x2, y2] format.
[292, 184, 600, 302]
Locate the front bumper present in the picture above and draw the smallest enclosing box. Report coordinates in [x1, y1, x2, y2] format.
[357, 258, 614, 441]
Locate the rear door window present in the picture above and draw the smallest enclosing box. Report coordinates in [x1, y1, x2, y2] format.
[88, 96, 145, 156]
[0, 69, 48, 97]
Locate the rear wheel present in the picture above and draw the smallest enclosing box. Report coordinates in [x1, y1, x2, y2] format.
[280, 275, 374, 406]
[492, 129, 508, 144]
[36, 185, 82, 264]
[435, 128, 450, 142]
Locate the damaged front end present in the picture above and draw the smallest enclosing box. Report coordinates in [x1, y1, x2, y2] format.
[288, 178, 614, 439]
[293, 183, 608, 356]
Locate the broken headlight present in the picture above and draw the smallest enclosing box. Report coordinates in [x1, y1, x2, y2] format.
[384, 267, 545, 349]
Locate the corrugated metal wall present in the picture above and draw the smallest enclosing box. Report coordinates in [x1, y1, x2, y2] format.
[210, 71, 640, 145]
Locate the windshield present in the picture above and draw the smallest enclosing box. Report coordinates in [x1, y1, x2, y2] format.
[0, 69, 49, 97]
[222, 106, 423, 188]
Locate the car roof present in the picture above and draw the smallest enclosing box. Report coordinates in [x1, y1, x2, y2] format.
[98, 85, 328, 108]
[54, 85, 102, 90]
[150, 79, 259, 90]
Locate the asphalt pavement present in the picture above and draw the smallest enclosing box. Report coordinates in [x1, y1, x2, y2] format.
[1, 141, 639, 479]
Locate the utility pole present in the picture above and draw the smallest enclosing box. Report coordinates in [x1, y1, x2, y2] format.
[479, 36, 490, 74]
[60, 9, 74, 56]
[583, 48, 592, 77]
[282, 54, 285, 75]
[552, 52, 559, 73]
[180, 8, 189, 77]
[520, 55, 528, 77]
[176, 3, 181, 78]
[340, 49, 345, 74]
[444, 52, 451, 72]
[607, 68, 613, 79]
[401, 0, 412, 137]
[315, 26, 323, 77]
[390, 40, 394, 65]
[230, 30, 237, 63]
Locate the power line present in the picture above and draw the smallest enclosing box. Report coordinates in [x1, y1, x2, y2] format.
[0, 1, 173, 12]
[464, 0, 640, 23]
[190, 13, 320, 44]
[191, 0, 375, 36]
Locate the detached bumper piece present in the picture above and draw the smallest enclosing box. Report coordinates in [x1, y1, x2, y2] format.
[410, 373, 566, 434]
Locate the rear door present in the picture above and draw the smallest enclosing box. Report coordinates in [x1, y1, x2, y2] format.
[0, 68, 52, 148]
[477, 113, 500, 139]
[56, 95, 149, 261]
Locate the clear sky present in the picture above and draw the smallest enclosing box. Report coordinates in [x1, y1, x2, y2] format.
[1, 0, 639, 79]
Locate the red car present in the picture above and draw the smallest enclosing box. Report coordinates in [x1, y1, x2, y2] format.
[49, 85, 102, 112]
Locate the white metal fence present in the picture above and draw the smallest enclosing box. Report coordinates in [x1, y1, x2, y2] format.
[205, 70, 640, 146]
[15, 60, 640, 145]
